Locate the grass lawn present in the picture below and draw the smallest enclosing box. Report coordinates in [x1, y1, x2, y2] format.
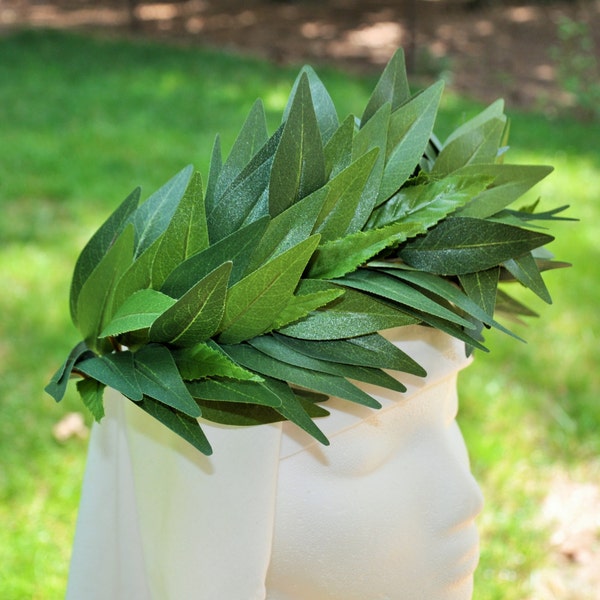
[1, 29, 598, 599]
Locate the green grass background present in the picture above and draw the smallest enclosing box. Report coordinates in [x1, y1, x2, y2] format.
[1, 29, 598, 599]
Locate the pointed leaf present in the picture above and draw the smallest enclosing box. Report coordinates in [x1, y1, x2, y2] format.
[77, 378, 106, 422]
[187, 378, 282, 407]
[324, 114, 355, 178]
[149, 262, 232, 346]
[503, 253, 552, 303]
[458, 268, 500, 318]
[204, 134, 222, 213]
[134, 345, 201, 417]
[444, 99, 505, 146]
[45, 341, 95, 402]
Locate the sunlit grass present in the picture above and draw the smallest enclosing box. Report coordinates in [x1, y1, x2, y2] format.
[1, 29, 597, 599]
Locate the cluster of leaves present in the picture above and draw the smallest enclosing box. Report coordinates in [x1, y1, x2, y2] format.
[46, 50, 571, 455]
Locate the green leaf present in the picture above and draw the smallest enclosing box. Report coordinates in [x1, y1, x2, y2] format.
[377, 81, 444, 203]
[503, 253, 552, 303]
[399, 217, 555, 275]
[324, 114, 355, 178]
[337, 270, 474, 328]
[135, 397, 212, 455]
[151, 171, 210, 289]
[99, 289, 176, 338]
[70, 187, 139, 325]
[218, 235, 321, 344]
[458, 267, 501, 318]
[45, 341, 94, 402]
[284, 66, 339, 144]
[269, 74, 326, 217]
[279, 280, 419, 340]
[204, 134, 222, 213]
[458, 164, 554, 219]
[134, 345, 201, 417]
[361, 48, 410, 126]
[172, 341, 263, 382]
[76, 225, 135, 348]
[495, 288, 539, 320]
[187, 378, 282, 408]
[314, 148, 379, 241]
[443, 99, 505, 146]
[76, 350, 143, 401]
[132, 165, 194, 257]
[221, 343, 381, 408]
[76, 378, 106, 422]
[149, 262, 232, 346]
[161, 217, 269, 298]
[276, 332, 426, 375]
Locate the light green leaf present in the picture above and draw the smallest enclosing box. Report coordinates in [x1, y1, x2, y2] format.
[134, 345, 201, 417]
[218, 235, 321, 344]
[204, 134, 222, 213]
[161, 217, 269, 297]
[377, 81, 444, 203]
[172, 341, 263, 382]
[132, 165, 194, 257]
[76, 225, 135, 349]
[324, 114, 355, 178]
[45, 341, 94, 402]
[443, 99, 505, 146]
[76, 378, 106, 422]
[399, 217, 555, 275]
[269, 74, 326, 216]
[70, 187, 140, 325]
[76, 351, 143, 401]
[152, 171, 209, 288]
[99, 289, 176, 338]
[503, 253, 552, 303]
[279, 280, 419, 340]
[361, 48, 410, 126]
[149, 262, 232, 346]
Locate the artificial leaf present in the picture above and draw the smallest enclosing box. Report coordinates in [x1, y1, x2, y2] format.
[76, 350, 143, 401]
[45, 341, 94, 402]
[76, 378, 105, 422]
[494, 288, 539, 321]
[399, 217, 555, 275]
[136, 397, 212, 455]
[458, 267, 501, 319]
[160, 217, 269, 297]
[70, 187, 139, 325]
[172, 341, 262, 382]
[361, 48, 410, 126]
[76, 225, 135, 349]
[149, 262, 232, 346]
[378, 81, 444, 203]
[204, 134, 222, 213]
[270, 74, 326, 216]
[503, 253, 552, 303]
[195, 400, 287, 427]
[218, 235, 321, 344]
[152, 171, 210, 288]
[99, 288, 176, 339]
[187, 378, 282, 407]
[324, 114, 355, 178]
[443, 99, 505, 146]
[134, 344, 201, 417]
[131, 165, 194, 257]
[279, 280, 419, 340]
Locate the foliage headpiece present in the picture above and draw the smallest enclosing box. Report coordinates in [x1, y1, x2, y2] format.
[46, 50, 570, 455]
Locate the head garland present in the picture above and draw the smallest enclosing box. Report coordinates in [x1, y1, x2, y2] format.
[46, 50, 572, 455]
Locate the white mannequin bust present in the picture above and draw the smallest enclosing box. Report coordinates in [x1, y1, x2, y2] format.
[66, 326, 482, 600]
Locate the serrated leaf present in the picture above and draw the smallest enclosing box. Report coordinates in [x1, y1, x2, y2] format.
[279, 280, 419, 340]
[76, 225, 135, 348]
[149, 262, 232, 346]
[270, 74, 326, 216]
[172, 341, 263, 382]
[377, 81, 444, 203]
[161, 217, 269, 298]
[76, 378, 105, 422]
[70, 187, 140, 325]
[283, 66, 339, 144]
[187, 377, 282, 407]
[151, 171, 209, 288]
[131, 165, 194, 257]
[503, 253, 552, 303]
[324, 114, 355, 178]
[76, 350, 143, 401]
[134, 345, 201, 417]
[99, 289, 176, 338]
[361, 48, 411, 126]
[399, 217, 555, 275]
[276, 332, 426, 375]
[135, 397, 212, 455]
[314, 148, 379, 241]
[45, 341, 95, 402]
[220, 343, 381, 409]
[337, 270, 474, 328]
[218, 235, 321, 344]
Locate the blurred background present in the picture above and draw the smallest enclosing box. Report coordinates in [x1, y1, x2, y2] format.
[1, 1, 598, 598]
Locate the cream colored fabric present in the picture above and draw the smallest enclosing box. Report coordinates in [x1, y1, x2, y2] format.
[66, 326, 479, 600]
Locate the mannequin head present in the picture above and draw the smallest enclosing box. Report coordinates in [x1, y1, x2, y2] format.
[266, 329, 483, 600]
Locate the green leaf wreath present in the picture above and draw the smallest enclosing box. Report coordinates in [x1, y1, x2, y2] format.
[46, 50, 572, 455]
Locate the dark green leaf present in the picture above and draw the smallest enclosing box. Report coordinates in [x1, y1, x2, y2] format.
[324, 114, 355, 178]
[503, 253, 552, 303]
[187, 378, 282, 407]
[45, 341, 94, 402]
[458, 267, 501, 318]
[76, 378, 106, 422]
